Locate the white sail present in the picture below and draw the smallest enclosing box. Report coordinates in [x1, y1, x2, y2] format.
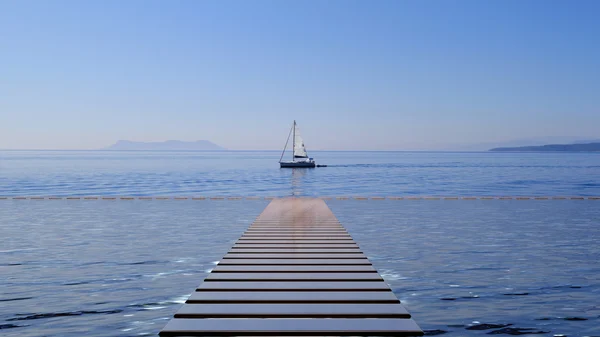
[293, 124, 308, 158]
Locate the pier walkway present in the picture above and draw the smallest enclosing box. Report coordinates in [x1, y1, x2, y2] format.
[159, 198, 422, 336]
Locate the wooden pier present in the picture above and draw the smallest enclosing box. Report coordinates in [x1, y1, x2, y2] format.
[159, 198, 422, 336]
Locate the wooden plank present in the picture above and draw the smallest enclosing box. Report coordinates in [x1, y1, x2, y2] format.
[159, 318, 423, 336]
[250, 224, 343, 226]
[250, 226, 343, 228]
[251, 224, 342, 227]
[243, 232, 350, 236]
[237, 236, 354, 240]
[247, 227, 346, 230]
[251, 219, 341, 223]
[240, 236, 353, 239]
[223, 253, 366, 259]
[250, 224, 338, 227]
[252, 221, 343, 227]
[243, 231, 350, 236]
[250, 223, 343, 226]
[248, 228, 345, 231]
[249, 226, 344, 229]
[239, 239, 353, 242]
[240, 237, 353, 240]
[211, 265, 376, 273]
[233, 244, 359, 248]
[250, 226, 345, 228]
[204, 272, 382, 281]
[253, 218, 338, 220]
[236, 241, 357, 244]
[197, 281, 390, 291]
[254, 217, 340, 223]
[228, 248, 362, 253]
[242, 232, 350, 235]
[217, 259, 371, 265]
[252, 221, 341, 223]
[174, 303, 410, 318]
[186, 291, 398, 303]
[252, 223, 342, 225]
[244, 231, 348, 235]
[254, 217, 333, 219]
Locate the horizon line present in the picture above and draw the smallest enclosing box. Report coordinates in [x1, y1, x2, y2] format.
[1, 196, 599, 200]
[0, 148, 493, 153]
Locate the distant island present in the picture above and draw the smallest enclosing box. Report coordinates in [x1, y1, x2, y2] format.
[490, 142, 600, 152]
[105, 140, 226, 151]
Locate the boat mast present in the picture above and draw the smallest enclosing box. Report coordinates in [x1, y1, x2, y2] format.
[279, 122, 294, 163]
[292, 120, 296, 161]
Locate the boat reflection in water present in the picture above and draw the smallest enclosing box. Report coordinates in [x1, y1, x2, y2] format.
[290, 168, 307, 196]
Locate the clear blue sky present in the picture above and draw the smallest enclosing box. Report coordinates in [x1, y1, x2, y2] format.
[1, 0, 599, 150]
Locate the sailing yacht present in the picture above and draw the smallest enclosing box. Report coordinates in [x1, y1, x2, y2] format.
[279, 120, 316, 168]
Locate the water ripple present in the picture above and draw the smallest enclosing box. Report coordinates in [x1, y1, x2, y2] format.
[8, 310, 123, 321]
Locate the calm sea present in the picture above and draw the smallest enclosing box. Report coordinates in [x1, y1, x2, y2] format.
[1, 150, 600, 196]
[1, 151, 599, 336]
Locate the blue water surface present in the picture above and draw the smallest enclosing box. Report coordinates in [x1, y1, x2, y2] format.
[1, 151, 599, 336]
[1, 199, 599, 336]
[1, 150, 600, 196]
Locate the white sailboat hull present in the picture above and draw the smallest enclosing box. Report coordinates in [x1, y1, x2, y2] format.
[280, 160, 316, 168]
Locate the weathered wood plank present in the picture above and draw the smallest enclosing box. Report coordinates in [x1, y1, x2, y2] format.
[211, 265, 376, 273]
[251, 224, 342, 226]
[250, 224, 342, 227]
[204, 272, 383, 281]
[197, 281, 391, 291]
[247, 227, 346, 230]
[243, 233, 351, 236]
[238, 240, 354, 243]
[159, 318, 423, 336]
[223, 253, 367, 259]
[186, 291, 399, 303]
[250, 224, 343, 227]
[249, 227, 345, 230]
[240, 236, 353, 240]
[260, 221, 341, 223]
[254, 219, 340, 221]
[242, 233, 351, 235]
[244, 228, 348, 235]
[217, 259, 371, 265]
[249, 224, 344, 226]
[228, 248, 362, 253]
[235, 239, 356, 245]
[252, 221, 341, 223]
[233, 244, 359, 248]
[174, 303, 410, 318]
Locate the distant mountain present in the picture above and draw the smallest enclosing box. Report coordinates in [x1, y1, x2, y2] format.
[445, 136, 597, 151]
[572, 139, 600, 144]
[105, 140, 226, 151]
[490, 142, 600, 152]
